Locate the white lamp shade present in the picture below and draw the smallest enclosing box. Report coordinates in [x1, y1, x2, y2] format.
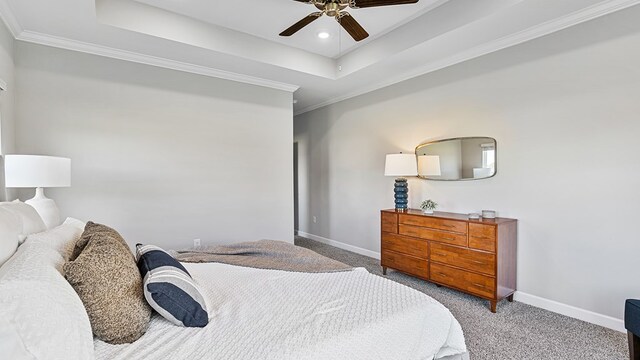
[4, 155, 71, 188]
[384, 153, 417, 177]
[418, 155, 442, 176]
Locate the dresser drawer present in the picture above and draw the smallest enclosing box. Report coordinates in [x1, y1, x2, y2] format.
[430, 242, 496, 276]
[399, 214, 468, 234]
[381, 212, 398, 233]
[399, 224, 467, 247]
[430, 263, 495, 299]
[381, 250, 429, 280]
[469, 223, 497, 252]
[382, 233, 428, 259]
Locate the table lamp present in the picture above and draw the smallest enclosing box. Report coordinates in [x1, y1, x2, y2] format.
[4, 155, 71, 229]
[384, 153, 417, 211]
[418, 155, 442, 177]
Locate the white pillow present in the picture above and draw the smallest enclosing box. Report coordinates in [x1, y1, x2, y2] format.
[25, 217, 86, 261]
[0, 207, 21, 267]
[0, 241, 95, 360]
[62, 217, 85, 231]
[0, 201, 47, 240]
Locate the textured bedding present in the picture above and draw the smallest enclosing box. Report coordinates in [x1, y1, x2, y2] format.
[94, 262, 466, 360]
[172, 239, 353, 273]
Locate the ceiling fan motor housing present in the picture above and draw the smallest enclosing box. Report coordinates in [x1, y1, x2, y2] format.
[315, 1, 348, 17]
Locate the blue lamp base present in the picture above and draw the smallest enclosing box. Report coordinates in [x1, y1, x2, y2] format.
[393, 178, 409, 211]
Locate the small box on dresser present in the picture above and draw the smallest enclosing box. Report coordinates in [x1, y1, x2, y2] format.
[381, 209, 517, 312]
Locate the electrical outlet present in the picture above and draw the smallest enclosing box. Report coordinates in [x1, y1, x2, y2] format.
[193, 239, 201, 249]
[313, 216, 317, 223]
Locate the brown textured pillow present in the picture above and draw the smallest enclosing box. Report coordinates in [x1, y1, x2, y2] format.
[64, 222, 151, 344]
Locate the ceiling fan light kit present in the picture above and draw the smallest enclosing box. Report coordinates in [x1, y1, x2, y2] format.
[280, 0, 420, 42]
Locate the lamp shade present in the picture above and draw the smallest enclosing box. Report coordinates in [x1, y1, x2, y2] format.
[4, 155, 71, 188]
[384, 153, 417, 177]
[418, 155, 442, 176]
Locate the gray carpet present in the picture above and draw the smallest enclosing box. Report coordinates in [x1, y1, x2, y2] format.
[295, 236, 627, 360]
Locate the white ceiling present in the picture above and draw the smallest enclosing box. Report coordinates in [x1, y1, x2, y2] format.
[1, 0, 639, 114]
[133, 0, 443, 58]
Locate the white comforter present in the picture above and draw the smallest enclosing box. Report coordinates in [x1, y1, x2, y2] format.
[94, 263, 466, 360]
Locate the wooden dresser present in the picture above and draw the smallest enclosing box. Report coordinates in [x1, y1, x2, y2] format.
[381, 209, 517, 312]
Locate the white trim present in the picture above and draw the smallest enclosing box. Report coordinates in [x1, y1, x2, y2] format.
[14, 30, 300, 93]
[0, 0, 22, 38]
[296, 231, 381, 260]
[294, 0, 640, 115]
[513, 291, 625, 333]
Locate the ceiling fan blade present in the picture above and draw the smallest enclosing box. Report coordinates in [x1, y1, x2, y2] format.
[279, 12, 323, 37]
[349, 0, 419, 8]
[336, 12, 369, 41]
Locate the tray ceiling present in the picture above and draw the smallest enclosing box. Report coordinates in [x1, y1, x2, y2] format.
[1, 0, 639, 114]
[133, 0, 444, 58]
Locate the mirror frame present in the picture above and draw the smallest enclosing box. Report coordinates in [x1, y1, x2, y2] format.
[415, 136, 497, 181]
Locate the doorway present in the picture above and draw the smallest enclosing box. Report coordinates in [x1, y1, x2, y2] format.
[293, 142, 299, 234]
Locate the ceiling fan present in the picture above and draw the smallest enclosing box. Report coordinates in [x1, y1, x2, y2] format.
[280, 0, 420, 42]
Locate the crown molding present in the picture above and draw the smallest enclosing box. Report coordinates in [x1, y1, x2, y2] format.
[294, 0, 640, 115]
[0, 0, 22, 37]
[0, 0, 299, 92]
[2, 0, 638, 107]
[15, 31, 299, 93]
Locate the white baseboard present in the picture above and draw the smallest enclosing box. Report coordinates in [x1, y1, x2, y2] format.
[295, 231, 381, 260]
[295, 231, 626, 333]
[513, 291, 625, 333]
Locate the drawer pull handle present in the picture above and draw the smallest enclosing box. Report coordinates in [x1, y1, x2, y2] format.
[472, 236, 492, 240]
[440, 237, 454, 241]
[437, 272, 448, 277]
[471, 260, 485, 264]
[442, 224, 455, 228]
[472, 283, 486, 289]
[434, 252, 448, 257]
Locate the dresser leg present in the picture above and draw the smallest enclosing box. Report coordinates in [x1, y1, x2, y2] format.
[630, 331, 640, 360]
[507, 294, 514, 302]
[490, 301, 497, 313]
[382, 267, 387, 275]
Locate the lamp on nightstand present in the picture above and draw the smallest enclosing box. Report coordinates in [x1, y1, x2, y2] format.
[4, 155, 71, 229]
[384, 153, 417, 211]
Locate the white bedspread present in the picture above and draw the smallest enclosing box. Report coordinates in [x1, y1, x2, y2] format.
[94, 263, 466, 360]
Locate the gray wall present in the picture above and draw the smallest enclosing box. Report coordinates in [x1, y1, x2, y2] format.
[0, 21, 15, 200]
[294, 7, 640, 321]
[14, 42, 294, 249]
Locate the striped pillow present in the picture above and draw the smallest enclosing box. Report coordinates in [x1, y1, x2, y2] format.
[135, 244, 209, 327]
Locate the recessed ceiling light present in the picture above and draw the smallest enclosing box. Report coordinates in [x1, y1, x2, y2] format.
[317, 32, 330, 39]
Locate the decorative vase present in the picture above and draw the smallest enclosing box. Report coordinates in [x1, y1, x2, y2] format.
[422, 209, 434, 214]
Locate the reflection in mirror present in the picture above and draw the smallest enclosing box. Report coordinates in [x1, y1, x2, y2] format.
[416, 137, 496, 180]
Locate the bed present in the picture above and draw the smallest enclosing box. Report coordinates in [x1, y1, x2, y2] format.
[95, 262, 467, 360]
[0, 207, 468, 360]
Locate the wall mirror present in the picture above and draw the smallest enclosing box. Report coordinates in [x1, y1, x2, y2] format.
[415, 137, 496, 181]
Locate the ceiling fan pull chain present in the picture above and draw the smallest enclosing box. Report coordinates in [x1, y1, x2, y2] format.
[339, 16, 342, 59]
